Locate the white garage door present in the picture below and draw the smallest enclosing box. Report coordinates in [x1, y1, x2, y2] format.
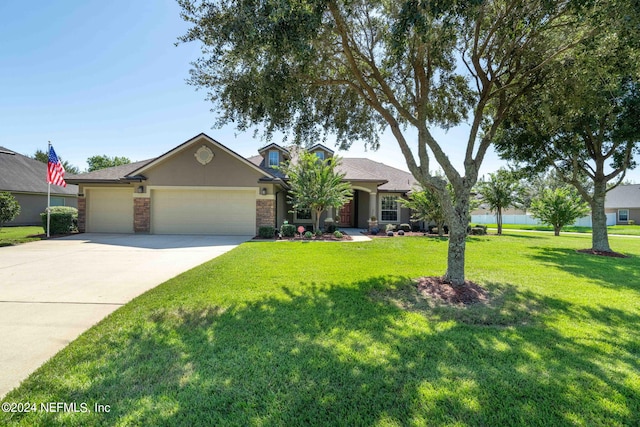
[87, 188, 134, 233]
[151, 189, 256, 235]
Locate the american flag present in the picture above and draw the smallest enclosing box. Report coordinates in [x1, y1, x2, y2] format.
[47, 145, 66, 187]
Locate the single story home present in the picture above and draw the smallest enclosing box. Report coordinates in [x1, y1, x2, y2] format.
[0, 146, 78, 226]
[66, 133, 417, 235]
[605, 184, 640, 224]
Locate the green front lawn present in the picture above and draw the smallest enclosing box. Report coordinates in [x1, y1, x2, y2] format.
[0, 226, 43, 246]
[2, 233, 639, 426]
[484, 223, 640, 236]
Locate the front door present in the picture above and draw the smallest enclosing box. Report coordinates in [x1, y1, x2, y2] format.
[338, 200, 353, 227]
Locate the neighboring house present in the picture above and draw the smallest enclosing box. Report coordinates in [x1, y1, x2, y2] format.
[0, 146, 78, 226]
[66, 133, 417, 235]
[605, 184, 640, 224]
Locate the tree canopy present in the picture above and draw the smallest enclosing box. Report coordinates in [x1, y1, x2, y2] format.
[402, 186, 447, 237]
[530, 188, 589, 236]
[494, 2, 640, 253]
[477, 169, 522, 235]
[179, 0, 596, 284]
[278, 150, 352, 232]
[87, 155, 131, 172]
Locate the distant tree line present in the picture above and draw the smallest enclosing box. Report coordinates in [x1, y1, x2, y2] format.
[30, 150, 131, 174]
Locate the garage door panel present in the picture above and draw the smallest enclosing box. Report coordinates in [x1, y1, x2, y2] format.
[151, 189, 255, 235]
[87, 189, 134, 233]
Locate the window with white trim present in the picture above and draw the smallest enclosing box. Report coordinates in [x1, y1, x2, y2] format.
[268, 150, 279, 167]
[380, 196, 399, 222]
[618, 209, 629, 222]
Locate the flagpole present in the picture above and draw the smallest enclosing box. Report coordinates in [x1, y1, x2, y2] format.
[47, 141, 51, 238]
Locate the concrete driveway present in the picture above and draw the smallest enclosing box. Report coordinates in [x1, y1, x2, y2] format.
[0, 233, 250, 398]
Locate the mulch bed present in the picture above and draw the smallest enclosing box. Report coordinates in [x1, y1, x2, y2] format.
[365, 232, 445, 238]
[415, 276, 489, 306]
[576, 249, 628, 258]
[254, 233, 353, 241]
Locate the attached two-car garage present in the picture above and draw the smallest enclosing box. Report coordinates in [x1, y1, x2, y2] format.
[85, 187, 257, 235]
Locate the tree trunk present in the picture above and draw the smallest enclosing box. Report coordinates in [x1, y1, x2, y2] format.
[314, 209, 323, 233]
[444, 196, 469, 285]
[497, 208, 503, 235]
[554, 226, 560, 236]
[591, 182, 612, 252]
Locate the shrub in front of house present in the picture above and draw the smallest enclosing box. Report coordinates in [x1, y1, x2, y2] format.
[303, 231, 313, 239]
[334, 231, 343, 239]
[370, 227, 380, 235]
[398, 223, 411, 232]
[315, 229, 323, 237]
[281, 223, 296, 237]
[325, 223, 338, 233]
[0, 192, 21, 228]
[385, 224, 396, 232]
[258, 226, 275, 238]
[40, 206, 78, 235]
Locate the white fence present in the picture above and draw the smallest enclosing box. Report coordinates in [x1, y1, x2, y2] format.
[471, 213, 617, 227]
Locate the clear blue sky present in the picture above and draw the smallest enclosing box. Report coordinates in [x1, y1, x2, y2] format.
[1, 0, 637, 182]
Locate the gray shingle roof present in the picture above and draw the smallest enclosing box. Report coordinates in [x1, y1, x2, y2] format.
[66, 159, 154, 182]
[67, 134, 417, 193]
[247, 153, 416, 192]
[341, 158, 417, 192]
[0, 147, 78, 195]
[605, 184, 640, 209]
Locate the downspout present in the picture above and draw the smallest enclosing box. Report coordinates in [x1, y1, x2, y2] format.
[275, 189, 279, 230]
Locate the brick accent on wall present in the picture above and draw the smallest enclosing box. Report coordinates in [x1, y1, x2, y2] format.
[256, 199, 275, 230]
[77, 197, 86, 233]
[134, 197, 150, 233]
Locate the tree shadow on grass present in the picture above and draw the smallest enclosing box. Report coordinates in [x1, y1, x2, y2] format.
[528, 246, 640, 292]
[4, 277, 639, 426]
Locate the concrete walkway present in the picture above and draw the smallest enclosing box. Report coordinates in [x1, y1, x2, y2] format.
[0, 233, 250, 398]
[341, 228, 371, 242]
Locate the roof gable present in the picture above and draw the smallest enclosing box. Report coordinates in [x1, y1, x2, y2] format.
[130, 133, 276, 179]
[257, 143, 290, 157]
[309, 143, 334, 156]
[68, 134, 279, 184]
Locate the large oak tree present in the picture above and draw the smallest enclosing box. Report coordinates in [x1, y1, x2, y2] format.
[495, 5, 640, 253]
[178, 0, 592, 284]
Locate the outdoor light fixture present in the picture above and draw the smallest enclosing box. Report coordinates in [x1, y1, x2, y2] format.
[261, 188, 267, 195]
[137, 185, 144, 193]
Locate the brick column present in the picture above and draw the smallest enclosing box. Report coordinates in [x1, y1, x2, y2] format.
[134, 197, 150, 233]
[77, 197, 86, 233]
[256, 199, 275, 231]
